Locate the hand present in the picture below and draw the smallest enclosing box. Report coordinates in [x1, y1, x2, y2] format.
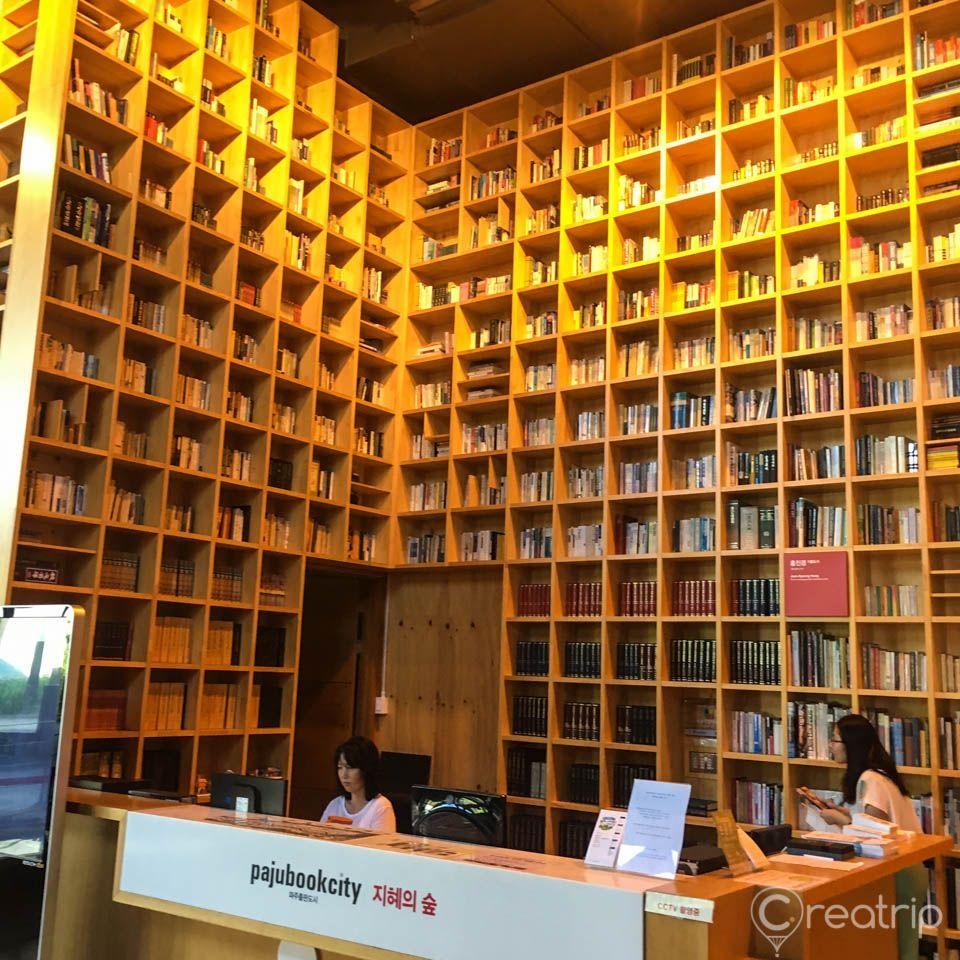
[819, 807, 852, 827]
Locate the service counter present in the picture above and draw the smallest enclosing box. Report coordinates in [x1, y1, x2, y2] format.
[51, 789, 950, 960]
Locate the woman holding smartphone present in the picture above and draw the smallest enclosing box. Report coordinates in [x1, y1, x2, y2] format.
[818, 713, 927, 960]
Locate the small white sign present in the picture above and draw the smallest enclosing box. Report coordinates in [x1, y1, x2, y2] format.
[616, 780, 691, 879]
[584, 810, 627, 869]
[645, 891, 714, 924]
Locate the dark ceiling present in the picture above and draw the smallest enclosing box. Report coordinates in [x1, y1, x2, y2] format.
[309, 0, 760, 124]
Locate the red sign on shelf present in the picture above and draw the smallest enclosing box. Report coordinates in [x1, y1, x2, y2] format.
[784, 551, 849, 618]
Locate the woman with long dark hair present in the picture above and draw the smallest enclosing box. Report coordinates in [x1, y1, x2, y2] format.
[320, 735, 396, 832]
[819, 713, 927, 960]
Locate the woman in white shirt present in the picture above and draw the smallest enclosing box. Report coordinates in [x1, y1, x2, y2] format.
[821, 713, 927, 960]
[320, 736, 396, 832]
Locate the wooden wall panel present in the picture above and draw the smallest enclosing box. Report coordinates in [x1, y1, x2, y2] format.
[375, 570, 501, 792]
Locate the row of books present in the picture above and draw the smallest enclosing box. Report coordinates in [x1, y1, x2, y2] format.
[557, 821, 592, 859]
[101, 553, 139, 592]
[791, 317, 842, 351]
[144, 682, 186, 731]
[33, 400, 88, 446]
[151, 616, 194, 663]
[940, 654, 960, 696]
[459, 530, 503, 562]
[506, 748, 546, 799]
[613, 516, 657, 555]
[406, 533, 445, 565]
[519, 525, 552, 559]
[613, 763, 656, 808]
[85, 689, 127, 731]
[618, 402, 657, 436]
[158, 559, 195, 598]
[671, 516, 715, 552]
[856, 373, 913, 408]
[618, 458, 657, 495]
[39, 333, 99, 379]
[790, 630, 850, 689]
[784, 367, 843, 415]
[787, 700, 848, 759]
[670, 453, 717, 490]
[788, 499, 847, 548]
[789, 443, 844, 481]
[520, 469, 554, 503]
[730, 639, 780, 686]
[729, 578, 780, 617]
[79, 749, 124, 780]
[564, 642, 601, 679]
[566, 523, 603, 558]
[57, 190, 115, 248]
[938, 714, 960, 770]
[62, 133, 111, 182]
[670, 391, 714, 429]
[670, 639, 715, 683]
[725, 386, 776, 423]
[726, 503, 777, 550]
[566, 465, 603, 499]
[616, 642, 656, 681]
[24, 471, 87, 516]
[729, 326, 774, 360]
[735, 779, 782, 827]
[866, 710, 929, 768]
[617, 580, 656, 617]
[204, 620, 242, 666]
[854, 435, 918, 476]
[515, 639, 549, 676]
[615, 704, 656, 745]
[516, 582, 550, 617]
[728, 447, 778, 486]
[198, 684, 242, 731]
[863, 583, 920, 616]
[512, 695, 548, 737]
[856, 504, 920, 546]
[563, 581, 602, 617]
[671, 579, 716, 616]
[510, 815, 545, 853]
[408, 481, 447, 512]
[565, 763, 600, 805]
[730, 710, 782, 755]
[92, 621, 131, 661]
[862, 645, 926, 693]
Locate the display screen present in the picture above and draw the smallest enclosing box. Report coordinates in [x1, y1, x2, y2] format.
[0, 613, 72, 865]
[411, 787, 507, 847]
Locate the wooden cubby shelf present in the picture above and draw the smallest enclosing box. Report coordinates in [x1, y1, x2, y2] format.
[5, 0, 960, 933]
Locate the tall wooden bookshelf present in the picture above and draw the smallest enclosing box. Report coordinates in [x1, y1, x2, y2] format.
[0, 0, 413, 799]
[5, 0, 960, 943]
[392, 0, 960, 936]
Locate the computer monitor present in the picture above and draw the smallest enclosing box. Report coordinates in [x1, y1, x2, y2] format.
[0, 604, 84, 960]
[410, 785, 507, 847]
[210, 773, 287, 815]
[379, 752, 431, 835]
